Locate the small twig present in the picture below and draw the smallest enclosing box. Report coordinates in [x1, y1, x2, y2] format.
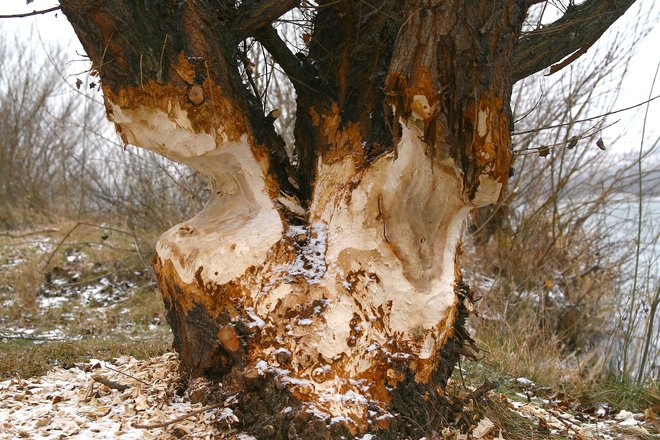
[157, 34, 169, 83]
[45, 273, 113, 289]
[45, 240, 135, 252]
[41, 222, 151, 273]
[132, 402, 224, 429]
[0, 6, 60, 19]
[552, 412, 579, 433]
[514, 85, 545, 124]
[0, 334, 67, 342]
[513, 119, 618, 156]
[42, 223, 84, 270]
[512, 94, 660, 135]
[103, 364, 151, 388]
[467, 380, 499, 402]
[0, 228, 59, 238]
[456, 357, 467, 390]
[92, 374, 131, 391]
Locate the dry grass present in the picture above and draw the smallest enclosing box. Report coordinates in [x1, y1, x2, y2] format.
[12, 257, 42, 312]
[475, 320, 567, 388]
[463, 209, 656, 414]
[478, 396, 553, 440]
[0, 222, 171, 380]
[0, 337, 170, 380]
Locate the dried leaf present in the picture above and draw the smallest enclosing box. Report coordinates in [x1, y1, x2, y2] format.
[596, 138, 606, 150]
[567, 136, 578, 149]
[539, 146, 550, 157]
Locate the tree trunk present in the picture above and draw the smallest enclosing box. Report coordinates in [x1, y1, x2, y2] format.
[59, 1, 525, 437]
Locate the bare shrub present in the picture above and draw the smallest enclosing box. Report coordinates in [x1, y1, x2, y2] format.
[0, 31, 106, 228]
[465, 6, 659, 389]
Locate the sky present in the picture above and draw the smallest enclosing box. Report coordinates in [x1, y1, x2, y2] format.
[0, 0, 658, 160]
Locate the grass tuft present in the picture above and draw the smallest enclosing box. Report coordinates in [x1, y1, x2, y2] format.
[0, 336, 170, 380]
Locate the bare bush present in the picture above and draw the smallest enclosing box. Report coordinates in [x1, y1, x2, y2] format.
[0, 32, 101, 227]
[464, 5, 660, 388]
[0, 26, 205, 248]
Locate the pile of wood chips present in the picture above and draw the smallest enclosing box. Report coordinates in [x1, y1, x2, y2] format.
[0, 353, 242, 440]
[0, 353, 657, 439]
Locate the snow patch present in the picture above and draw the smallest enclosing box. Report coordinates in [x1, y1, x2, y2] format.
[284, 224, 327, 284]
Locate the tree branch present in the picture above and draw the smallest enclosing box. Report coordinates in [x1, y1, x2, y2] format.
[545, 36, 598, 76]
[512, 93, 660, 135]
[132, 402, 224, 429]
[513, 0, 636, 83]
[254, 26, 320, 94]
[234, 0, 300, 38]
[0, 6, 60, 19]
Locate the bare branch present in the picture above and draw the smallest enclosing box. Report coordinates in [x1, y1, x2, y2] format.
[513, 0, 636, 83]
[92, 374, 131, 392]
[234, 0, 300, 38]
[0, 228, 59, 238]
[254, 26, 319, 94]
[132, 402, 224, 429]
[512, 93, 660, 135]
[545, 36, 597, 76]
[0, 6, 60, 19]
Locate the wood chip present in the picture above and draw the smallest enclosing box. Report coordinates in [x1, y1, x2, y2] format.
[472, 417, 496, 438]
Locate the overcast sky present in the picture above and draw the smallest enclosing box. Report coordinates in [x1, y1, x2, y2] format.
[0, 0, 658, 160]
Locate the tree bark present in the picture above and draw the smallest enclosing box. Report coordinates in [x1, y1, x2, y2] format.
[55, 0, 627, 437]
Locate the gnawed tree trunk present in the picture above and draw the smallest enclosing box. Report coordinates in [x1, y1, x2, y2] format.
[58, 0, 634, 437]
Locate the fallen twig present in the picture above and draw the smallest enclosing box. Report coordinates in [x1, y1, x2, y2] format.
[0, 334, 67, 342]
[132, 402, 224, 429]
[45, 273, 113, 289]
[0, 228, 59, 238]
[467, 380, 499, 402]
[41, 222, 152, 275]
[102, 364, 152, 388]
[92, 374, 130, 391]
[553, 412, 580, 434]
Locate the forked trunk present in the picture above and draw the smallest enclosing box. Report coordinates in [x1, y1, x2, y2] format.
[60, 0, 524, 436]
